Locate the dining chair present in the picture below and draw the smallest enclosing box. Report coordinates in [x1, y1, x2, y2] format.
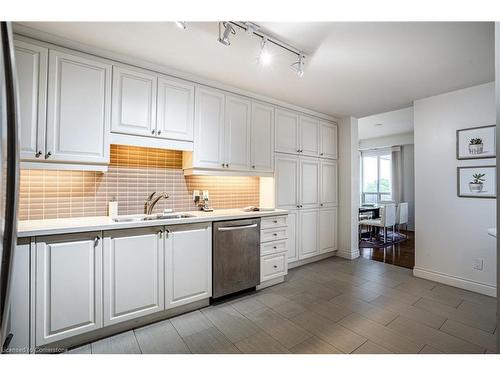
[360, 203, 397, 243]
[396, 202, 409, 234]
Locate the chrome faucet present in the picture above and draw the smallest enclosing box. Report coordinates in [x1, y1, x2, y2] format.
[144, 192, 170, 215]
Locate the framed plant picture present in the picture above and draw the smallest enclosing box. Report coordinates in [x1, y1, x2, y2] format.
[456, 124, 496, 160]
[457, 166, 496, 198]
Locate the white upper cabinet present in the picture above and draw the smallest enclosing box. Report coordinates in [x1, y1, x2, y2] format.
[35, 232, 103, 346]
[275, 108, 300, 154]
[103, 228, 165, 326]
[299, 115, 320, 157]
[320, 160, 338, 207]
[320, 120, 338, 159]
[14, 39, 48, 161]
[250, 102, 274, 172]
[319, 207, 337, 254]
[275, 153, 299, 209]
[165, 223, 212, 308]
[156, 76, 194, 141]
[111, 65, 157, 137]
[193, 86, 226, 168]
[46, 49, 111, 164]
[299, 209, 320, 259]
[225, 95, 251, 170]
[299, 156, 320, 209]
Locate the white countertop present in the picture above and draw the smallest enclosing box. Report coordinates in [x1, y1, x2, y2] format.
[17, 208, 288, 238]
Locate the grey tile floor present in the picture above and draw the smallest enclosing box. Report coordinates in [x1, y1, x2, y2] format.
[68, 256, 497, 354]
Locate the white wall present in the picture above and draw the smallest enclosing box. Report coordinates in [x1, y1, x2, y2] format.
[358, 107, 413, 139]
[414, 82, 496, 296]
[359, 131, 414, 149]
[338, 116, 360, 259]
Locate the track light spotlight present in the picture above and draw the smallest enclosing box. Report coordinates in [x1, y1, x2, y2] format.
[257, 37, 272, 66]
[290, 54, 305, 77]
[218, 22, 236, 46]
[175, 22, 187, 29]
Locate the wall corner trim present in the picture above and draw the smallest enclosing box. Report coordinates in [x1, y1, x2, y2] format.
[413, 266, 496, 297]
[337, 248, 360, 260]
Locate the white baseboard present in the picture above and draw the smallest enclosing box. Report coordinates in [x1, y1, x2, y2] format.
[288, 251, 337, 269]
[413, 267, 496, 297]
[337, 248, 360, 260]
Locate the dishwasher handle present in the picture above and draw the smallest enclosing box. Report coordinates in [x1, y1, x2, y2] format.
[217, 223, 258, 231]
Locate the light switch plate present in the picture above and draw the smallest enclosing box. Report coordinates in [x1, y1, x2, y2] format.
[473, 258, 483, 271]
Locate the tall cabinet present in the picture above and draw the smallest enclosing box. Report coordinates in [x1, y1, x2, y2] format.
[275, 115, 338, 265]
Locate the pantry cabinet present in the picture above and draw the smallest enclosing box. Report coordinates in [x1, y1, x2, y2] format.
[111, 65, 157, 137]
[319, 208, 338, 254]
[225, 95, 251, 170]
[299, 156, 320, 209]
[320, 120, 338, 159]
[251, 102, 274, 172]
[286, 210, 299, 262]
[275, 108, 300, 154]
[46, 49, 111, 164]
[35, 232, 103, 346]
[299, 209, 320, 259]
[156, 76, 194, 141]
[299, 115, 320, 157]
[275, 154, 300, 209]
[102, 227, 165, 326]
[165, 223, 212, 308]
[14, 39, 48, 161]
[320, 160, 338, 207]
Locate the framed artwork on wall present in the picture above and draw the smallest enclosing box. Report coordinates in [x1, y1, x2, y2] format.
[456, 124, 496, 160]
[457, 165, 496, 198]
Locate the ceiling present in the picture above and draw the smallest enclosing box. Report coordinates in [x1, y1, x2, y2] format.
[358, 107, 413, 140]
[17, 22, 494, 118]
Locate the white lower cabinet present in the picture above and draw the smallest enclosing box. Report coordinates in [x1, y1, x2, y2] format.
[165, 223, 212, 308]
[298, 209, 320, 260]
[35, 232, 103, 346]
[103, 227, 165, 326]
[261, 252, 287, 282]
[319, 208, 338, 254]
[259, 215, 288, 285]
[286, 210, 299, 263]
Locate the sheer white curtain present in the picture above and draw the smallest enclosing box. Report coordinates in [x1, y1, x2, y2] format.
[391, 146, 403, 203]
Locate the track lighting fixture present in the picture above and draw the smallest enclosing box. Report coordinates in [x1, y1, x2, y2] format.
[244, 22, 259, 36]
[175, 22, 186, 29]
[218, 22, 236, 46]
[290, 54, 305, 77]
[257, 37, 272, 66]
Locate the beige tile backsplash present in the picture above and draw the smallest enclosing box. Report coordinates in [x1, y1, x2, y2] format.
[19, 144, 260, 220]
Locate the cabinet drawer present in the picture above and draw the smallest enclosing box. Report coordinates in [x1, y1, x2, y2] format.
[260, 239, 287, 256]
[261, 227, 287, 243]
[261, 252, 287, 282]
[261, 215, 288, 229]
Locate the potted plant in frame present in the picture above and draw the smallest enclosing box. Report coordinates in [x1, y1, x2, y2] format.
[468, 138, 484, 154]
[469, 173, 486, 193]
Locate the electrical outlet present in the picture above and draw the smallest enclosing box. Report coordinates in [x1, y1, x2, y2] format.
[473, 258, 483, 271]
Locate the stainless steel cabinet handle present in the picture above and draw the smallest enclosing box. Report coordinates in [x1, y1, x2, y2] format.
[252, 165, 256, 169]
[157, 130, 161, 135]
[221, 163, 225, 168]
[35, 150, 42, 158]
[158, 229, 163, 238]
[273, 233, 278, 236]
[226, 163, 230, 168]
[320, 152, 324, 156]
[45, 151, 52, 159]
[152, 129, 156, 135]
[273, 246, 277, 249]
[320, 203, 324, 207]
[273, 220, 278, 223]
[218, 223, 258, 231]
[273, 265, 278, 268]
[297, 149, 300, 153]
[93, 236, 100, 247]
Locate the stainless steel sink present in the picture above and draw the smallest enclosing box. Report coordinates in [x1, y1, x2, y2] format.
[113, 213, 195, 222]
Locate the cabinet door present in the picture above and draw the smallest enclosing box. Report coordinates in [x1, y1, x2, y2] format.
[299, 115, 320, 157]
[275, 154, 299, 209]
[111, 65, 157, 137]
[156, 76, 194, 141]
[320, 121, 338, 159]
[165, 223, 212, 308]
[250, 102, 274, 172]
[286, 210, 299, 263]
[225, 95, 251, 170]
[320, 160, 338, 207]
[103, 227, 164, 326]
[46, 49, 111, 164]
[35, 232, 103, 346]
[299, 209, 319, 259]
[275, 108, 299, 154]
[14, 40, 48, 161]
[299, 156, 320, 209]
[319, 208, 338, 254]
[193, 87, 225, 168]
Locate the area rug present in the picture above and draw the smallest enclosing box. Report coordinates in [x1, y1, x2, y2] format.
[359, 231, 407, 248]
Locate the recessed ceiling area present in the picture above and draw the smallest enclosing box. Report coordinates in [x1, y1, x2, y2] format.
[358, 107, 414, 140]
[16, 21, 494, 118]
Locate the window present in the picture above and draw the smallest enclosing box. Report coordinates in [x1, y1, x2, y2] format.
[361, 151, 392, 204]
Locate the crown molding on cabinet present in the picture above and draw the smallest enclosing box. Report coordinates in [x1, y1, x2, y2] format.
[13, 23, 338, 124]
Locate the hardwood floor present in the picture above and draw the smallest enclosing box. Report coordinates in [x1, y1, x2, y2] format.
[67, 255, 496, 354]
[360, 230, 415, 269]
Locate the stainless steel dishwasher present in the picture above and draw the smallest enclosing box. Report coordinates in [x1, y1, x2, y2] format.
[212, 218, 260, 298]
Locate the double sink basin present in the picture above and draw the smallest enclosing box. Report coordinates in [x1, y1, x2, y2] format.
[113, 213, 196, 223]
